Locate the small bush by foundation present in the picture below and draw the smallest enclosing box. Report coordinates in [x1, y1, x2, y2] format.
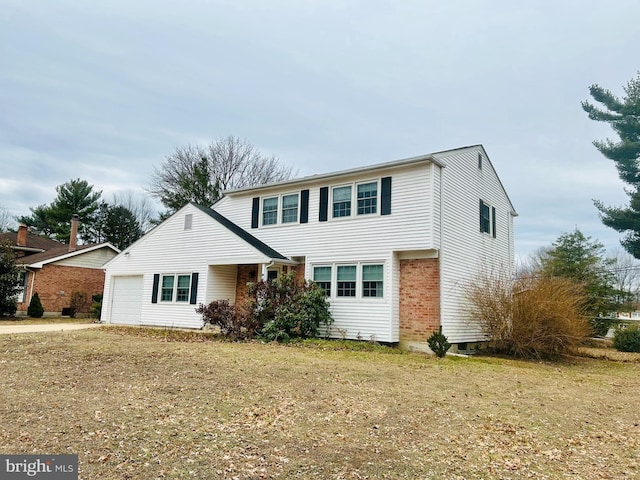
[27, 292, 44, 318]
[427, 328, 451, 358]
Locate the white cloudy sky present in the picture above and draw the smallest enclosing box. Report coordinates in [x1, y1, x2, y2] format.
[1, 0, 639, 259]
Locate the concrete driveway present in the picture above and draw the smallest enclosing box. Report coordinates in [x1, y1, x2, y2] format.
[0, 323, 102, 335]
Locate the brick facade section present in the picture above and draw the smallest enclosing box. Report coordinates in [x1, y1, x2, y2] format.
[235, 264, 258, 306]
[399, 258, 441, 342]
[17, 264, 106, 314]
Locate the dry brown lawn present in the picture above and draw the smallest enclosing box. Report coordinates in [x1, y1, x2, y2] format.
[0, 327, 639, 479]
[0, 316, 93, 326]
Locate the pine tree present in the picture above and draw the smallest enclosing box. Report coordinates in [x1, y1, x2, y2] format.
[27, 292, 44, 318]
[582, 72, 640, 258]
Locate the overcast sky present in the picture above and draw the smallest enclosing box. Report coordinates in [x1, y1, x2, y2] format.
[1, 0, 639, 260]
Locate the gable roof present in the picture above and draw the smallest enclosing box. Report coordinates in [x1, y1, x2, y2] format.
[222, 150, 446, 196]
[221, 144, 517, 216]
[190, 203, 288, 260]
[17, 243, 120, 268]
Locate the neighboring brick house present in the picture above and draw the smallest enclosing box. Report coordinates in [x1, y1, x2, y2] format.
[1, 217, 119, 316]
[102, 145, 517, 351]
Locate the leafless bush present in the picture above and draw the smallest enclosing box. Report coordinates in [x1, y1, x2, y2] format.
[467, 274, 592, 359]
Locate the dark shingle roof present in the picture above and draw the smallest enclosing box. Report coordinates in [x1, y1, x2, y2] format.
[15, 244, 98, 266]
[190, 203, 288, 260]
[0, 232, 63, 252]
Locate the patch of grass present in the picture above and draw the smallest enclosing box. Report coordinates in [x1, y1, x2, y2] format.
[0, 330, 639, 479]
[0, 316, 93, 326]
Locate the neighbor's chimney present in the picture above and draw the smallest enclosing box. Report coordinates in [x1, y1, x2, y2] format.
[17, 224, 28, 247]
[69, 214, 79, 252]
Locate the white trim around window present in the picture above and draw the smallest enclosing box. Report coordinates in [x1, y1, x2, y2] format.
[261, 192, 300, 226]
[160, 273, 193, 303]
[312, 262, 385, 300]
[331, 179, 380, 220]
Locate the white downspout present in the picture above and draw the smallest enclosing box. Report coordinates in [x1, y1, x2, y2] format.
[261, 261, 275, 281]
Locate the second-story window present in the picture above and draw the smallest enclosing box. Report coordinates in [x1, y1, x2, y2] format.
[282, 194, 299, 224]
[333, 186, 352, 218]
[263, 197, 278, 225]
[357, 182, 377, 215]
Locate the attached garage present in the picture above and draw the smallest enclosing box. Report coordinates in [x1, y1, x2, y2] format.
[109, 275, 143, 325]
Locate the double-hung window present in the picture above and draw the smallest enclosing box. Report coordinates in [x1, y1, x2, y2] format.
[332, 186, 352, 218]
[282, 194, 299, 224]
[362, 264, 383, 297]
[357, 182, 377, 215]
[336, 265, 357, 297]
[479, 200, 496, 237]
[161, 274, 192, 302]
[263, 197, 278, 226]
[314, 263, 384, 299]
[313, 266, 332, 297]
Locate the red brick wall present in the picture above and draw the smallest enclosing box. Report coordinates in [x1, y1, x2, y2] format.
[17, 264, 105, 314]
[284, 264, 306, 284]
[399, 258, 441, 342]
[235, 264, 258, 306]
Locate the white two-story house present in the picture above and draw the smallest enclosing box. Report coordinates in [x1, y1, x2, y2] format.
[101, 145, 516, 350]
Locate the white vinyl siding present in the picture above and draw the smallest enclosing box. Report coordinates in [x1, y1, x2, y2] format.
[55, 247, 118, 268]
[435, 148, 515, 343]
[207, 265, 237, 304]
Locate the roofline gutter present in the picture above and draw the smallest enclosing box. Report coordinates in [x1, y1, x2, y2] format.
[224, 154, 445, 196]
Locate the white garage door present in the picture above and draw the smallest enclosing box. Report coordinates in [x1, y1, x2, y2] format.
[109, 276, 143, 325]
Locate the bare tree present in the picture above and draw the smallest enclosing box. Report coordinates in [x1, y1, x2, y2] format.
[148, 136, 296, 212]
[110, 191, 156, 233]
[608, 248, 640, 310]
[0, 204, 14, 232]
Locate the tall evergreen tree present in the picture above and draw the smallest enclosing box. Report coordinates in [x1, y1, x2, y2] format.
[582, 72, 640, 257]
[86, 202, 144, 250]
[539, 229, 616, 316]
[18, 179, 102, 243]
[0, 241, 20, 315]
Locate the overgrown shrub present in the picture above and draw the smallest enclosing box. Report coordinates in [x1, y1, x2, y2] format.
[196, 299, 258, 341]
[613, 327, 640, 352]
[467, 273, 592, 359]
[90, 294, 103, 320]
[0, 297, 17, 317]
[27, 292, 44, 318]
[197, 272, 333, 342]
[247, 272, 333, 342]
[69, 291, 89, 318]
[427, 328, 451, 358]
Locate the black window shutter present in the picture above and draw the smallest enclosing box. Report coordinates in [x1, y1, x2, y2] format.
[492, 206, 496, 238]
[251, 197, 260, 229]
[300, 189, 309, 224]
[319, 187, 329, 222]
[190, 272, 199, 305]
[151, 274, 160, 303]
[381, 176, 392, 215]
[479, 200, 483, 232]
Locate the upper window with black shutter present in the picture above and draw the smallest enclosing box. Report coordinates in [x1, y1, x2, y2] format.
[479, 200, 496, 237]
